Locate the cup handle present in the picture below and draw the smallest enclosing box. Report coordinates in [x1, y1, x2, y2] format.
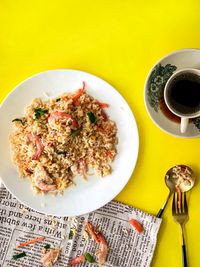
[181, 117, 189, 133]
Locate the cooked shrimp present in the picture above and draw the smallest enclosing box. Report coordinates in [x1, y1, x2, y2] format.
[96, 233, 108, 264]
[101, 110, 108, 121]
[16, 236, 45, 248]
[27, 133, 44, 160]
[129, 218, 144, 233]
[86, 222, 108, 264]
[86, 222, 100, 243]
[40, 248, 60, 266]
[48, 111, 78, 128]
[34, 165, 56, 192]
[71, 81, 86, 101]
[68, 255, 85, 266]
[62, 97, 73, 106]
[78, 159, 87, 175]
[48, 111, 73, 123]
[35, 178, 56, 192]
[97, 101, 109, 108]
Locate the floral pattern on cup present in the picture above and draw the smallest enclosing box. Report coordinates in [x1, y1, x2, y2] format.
[192, 117, 200, 130]
[147, 63, 177, 112]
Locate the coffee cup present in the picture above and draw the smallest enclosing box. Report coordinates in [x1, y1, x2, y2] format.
[164, 68, 200, 133]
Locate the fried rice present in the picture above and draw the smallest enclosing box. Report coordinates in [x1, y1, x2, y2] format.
[9, 82, 118, 194]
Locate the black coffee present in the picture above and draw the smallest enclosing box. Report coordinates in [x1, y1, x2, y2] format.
[169, 73, 200, 114]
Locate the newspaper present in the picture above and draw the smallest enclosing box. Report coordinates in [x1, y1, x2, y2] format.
[0, 184, 162, 267]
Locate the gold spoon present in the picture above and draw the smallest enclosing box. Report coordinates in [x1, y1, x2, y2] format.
[156, 165, 195, 218]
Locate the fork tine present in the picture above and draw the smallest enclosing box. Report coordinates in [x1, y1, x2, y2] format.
[183, 192, 188, 214]
[177, 190, 182, 213]
[172, 193, 176, 214]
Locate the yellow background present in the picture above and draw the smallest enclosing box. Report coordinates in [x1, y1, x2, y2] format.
[0, 0, 200, 266]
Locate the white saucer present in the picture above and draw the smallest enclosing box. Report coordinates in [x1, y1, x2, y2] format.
[144, 48, 200, 138]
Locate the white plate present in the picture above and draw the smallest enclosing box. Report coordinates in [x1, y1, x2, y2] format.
[144, 48, 200, 138]
[0, 69, 139, 216]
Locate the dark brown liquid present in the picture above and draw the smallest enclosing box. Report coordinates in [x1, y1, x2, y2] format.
[160, 98, 181, 123]
[169, 74, 200, 114]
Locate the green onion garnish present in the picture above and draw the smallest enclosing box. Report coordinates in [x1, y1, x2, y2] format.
[12, 252, 26, 260]
[44, 244, 51, 250]
[71, 129, 81, 137]
[84, 252, 95, 263]
[12, 118, 25, 125]
[34, 108, 48, 120]
[69, 229, 74, 240]
[57, 151, 67, 155]
[87, 112, 97, 123]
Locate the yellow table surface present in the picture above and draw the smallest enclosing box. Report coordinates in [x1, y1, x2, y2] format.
[0, 0, 200, 266]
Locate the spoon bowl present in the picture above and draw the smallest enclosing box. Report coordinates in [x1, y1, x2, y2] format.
[157, 165, 195, 218]
[165, 165, 195, 192]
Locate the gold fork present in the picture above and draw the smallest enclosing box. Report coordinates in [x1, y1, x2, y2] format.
[172, 192, 188, 267]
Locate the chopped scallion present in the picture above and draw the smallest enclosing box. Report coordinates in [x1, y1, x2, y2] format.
[12, 118, 25, 125]
[87, 112, 96, 123]
[57, 151, 67, 155]
[12, 252, 26, 260]
[44, 244, 51, 250]
[34, 108, 48, 120]
[69, 229, 74, 240]
[84, 252, 95, 263]
[71, 129, 81, 137]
